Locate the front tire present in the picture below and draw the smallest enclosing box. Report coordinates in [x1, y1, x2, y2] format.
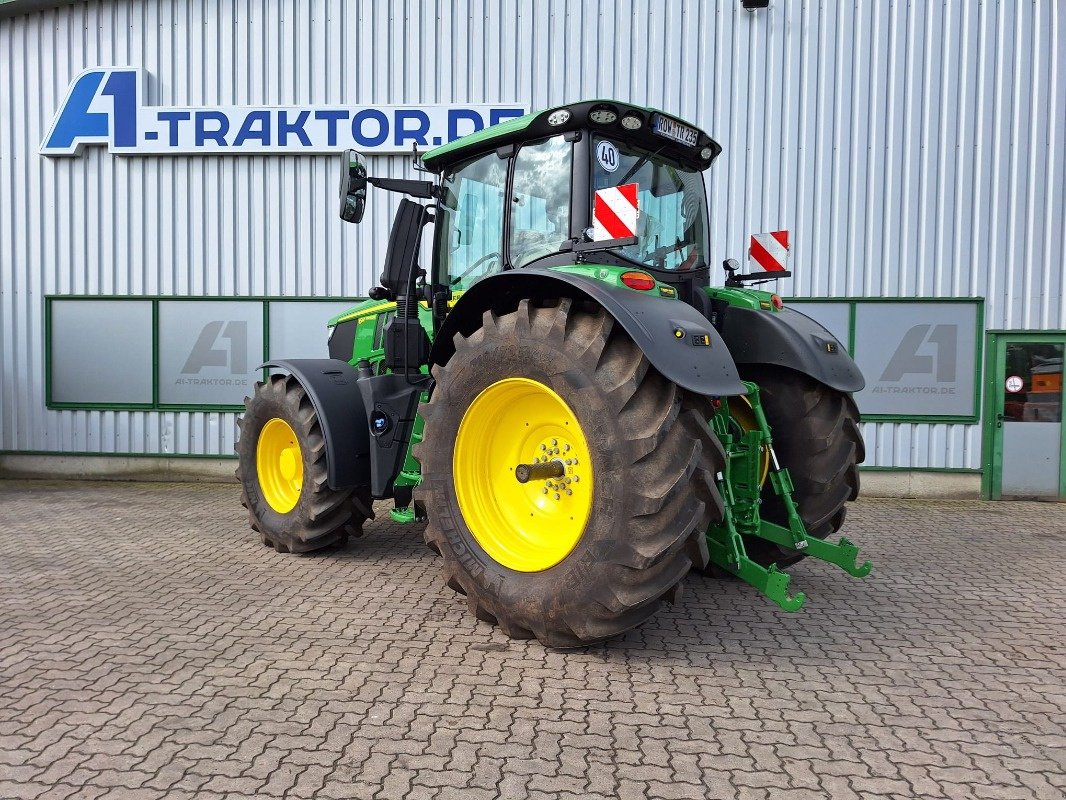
[417, 298, 725, 647]
[236, 374, 373, 553]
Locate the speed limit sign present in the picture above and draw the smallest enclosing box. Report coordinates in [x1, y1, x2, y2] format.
[1005, 375, 1024, 393]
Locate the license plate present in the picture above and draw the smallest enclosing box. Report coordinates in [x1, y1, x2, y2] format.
[651, 114, 699, 147]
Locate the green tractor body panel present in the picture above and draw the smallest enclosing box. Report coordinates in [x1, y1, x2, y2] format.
[328, 299, 434, 368]
[328, 297, 394, 326]
[420, 109, 540, 168]
[551, 264, 679, 298]
[706, 285, 782, 312]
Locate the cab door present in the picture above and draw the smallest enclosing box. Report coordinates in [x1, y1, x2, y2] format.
[985, 332, 1066, 499]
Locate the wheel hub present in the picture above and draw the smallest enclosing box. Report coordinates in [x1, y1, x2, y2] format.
[525, 436, 585, 503]
[256, 418, 304, 513]
[279, 447, 299, 481]
[513, 458, 565, 484]
[453, 378, 593, 572]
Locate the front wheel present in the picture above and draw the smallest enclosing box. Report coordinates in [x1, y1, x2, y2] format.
[236, 374, 373, 553]
[417, 298, 725, 647]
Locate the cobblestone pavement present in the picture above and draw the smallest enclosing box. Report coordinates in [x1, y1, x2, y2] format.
[0, 480, 1064, 800]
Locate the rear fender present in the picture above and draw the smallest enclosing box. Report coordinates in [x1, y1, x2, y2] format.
[717, 306, 865, 392]
[431, 269, 747, 397]
[261, 359, 371, 490]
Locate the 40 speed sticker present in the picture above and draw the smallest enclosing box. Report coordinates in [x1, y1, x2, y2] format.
[596, 140, 619, 172]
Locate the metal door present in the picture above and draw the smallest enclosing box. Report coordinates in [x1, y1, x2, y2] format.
[986, 333, 1066, 499]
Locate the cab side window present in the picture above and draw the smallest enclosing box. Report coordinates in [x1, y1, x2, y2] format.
[509, 137, 572, 268]
[437, 151, 507, 291]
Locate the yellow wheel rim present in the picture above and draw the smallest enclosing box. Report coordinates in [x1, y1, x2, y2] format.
[256, 418, 304, 513]
[453, 378, 594, 572]
[729, 397, 771, 486]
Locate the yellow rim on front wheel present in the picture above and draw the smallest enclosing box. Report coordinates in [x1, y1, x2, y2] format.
[453, 378, 594, 573]
[257, 418, 304, 513]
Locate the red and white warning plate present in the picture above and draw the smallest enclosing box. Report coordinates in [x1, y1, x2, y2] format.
[593, 183, 639, 241]
[749, 230, 790, 272]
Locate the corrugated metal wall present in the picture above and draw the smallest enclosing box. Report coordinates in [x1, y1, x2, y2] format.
[1, 0, 1063, 467]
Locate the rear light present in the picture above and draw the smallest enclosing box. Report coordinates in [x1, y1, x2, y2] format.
[620, 271, 656, 291]
[770, 294, 784, 310]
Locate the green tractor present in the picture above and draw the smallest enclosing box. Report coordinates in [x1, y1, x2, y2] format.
[236, 100, 869, 647]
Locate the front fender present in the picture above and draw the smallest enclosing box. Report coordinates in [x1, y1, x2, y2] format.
[431, 269, 747, 397]
[718, 307, 866, 392]
[261, 359, 371, 490]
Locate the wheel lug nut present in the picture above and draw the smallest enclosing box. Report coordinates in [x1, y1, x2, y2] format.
[564, 444, 570, 452]
[566, 489, 572, 496]
[554, 493, 561, 500]
[551, 438, 557, 446]
[540, 444, 546, 451]
[542, 488, 548, 494]
[565, 477, 571, 484]
[573, 476, 579, 483]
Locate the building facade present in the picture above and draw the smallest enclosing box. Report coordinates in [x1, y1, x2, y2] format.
[1, 0, 1063, 497]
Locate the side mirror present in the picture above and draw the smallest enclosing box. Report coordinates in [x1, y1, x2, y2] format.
[338, 149, 368, 223]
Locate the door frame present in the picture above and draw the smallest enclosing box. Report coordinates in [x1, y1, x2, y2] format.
[982, 330, 1066, 500]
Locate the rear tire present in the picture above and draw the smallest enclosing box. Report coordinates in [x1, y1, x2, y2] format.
[236, 374, 374, 553]
[417, 298, 725, 647]
[739, 366, 864, 566]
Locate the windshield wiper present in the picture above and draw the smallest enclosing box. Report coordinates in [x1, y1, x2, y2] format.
[567, 235, 638, 254]
[558, 236, 647, 269]
[616, 146, 665, 186]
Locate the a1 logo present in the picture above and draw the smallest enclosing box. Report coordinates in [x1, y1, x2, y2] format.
[181, 321, 248, 375]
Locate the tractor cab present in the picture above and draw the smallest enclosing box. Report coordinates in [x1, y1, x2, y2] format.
[420, 101, 721, 305]
[337, 101, 722, 310]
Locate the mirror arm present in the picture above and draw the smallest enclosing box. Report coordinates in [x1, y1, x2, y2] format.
[367, 177, 442, 200]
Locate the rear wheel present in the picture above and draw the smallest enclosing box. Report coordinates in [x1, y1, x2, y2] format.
[417, 298, 725, 647]
[236, 374, 374, 553]
[739, 366, 864, 566]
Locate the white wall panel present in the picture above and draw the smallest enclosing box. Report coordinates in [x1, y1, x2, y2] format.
[1, 0, 1063, 467]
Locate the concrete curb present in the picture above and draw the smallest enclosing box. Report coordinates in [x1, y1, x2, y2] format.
[0, 454, 238, 483]
[860, 470, 981, 500]
[1, 454, 984, 498]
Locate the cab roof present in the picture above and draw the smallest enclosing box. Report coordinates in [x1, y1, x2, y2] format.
[421, 99, 722, 174]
